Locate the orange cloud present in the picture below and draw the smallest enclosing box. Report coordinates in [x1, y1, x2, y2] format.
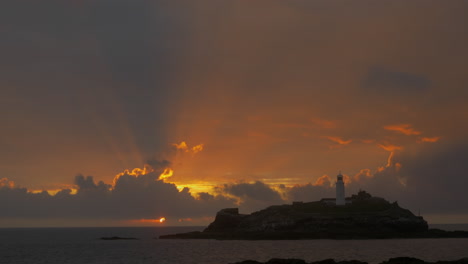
[113, 164, 155, 185]
[0, 178, 15, 188]
[374, 147, 401, 170]
[343, 174, 352, 185]
[395, 162, 402, 172]
[377, 143, 403, 152]
[418, 136, 441, 143]
[30, 186, 78, 196]
[386, 152, 395, 167]
[113, 165, 173, 186]
[384, 124, 422, 135]
[173, 141, 189, 151]
[313, 174, 331, 186]
[353, 169, 373, 181]
[158, 168, 174, 181]
[324, 136, 352, 145]
[173, 141, 204, 154]
[191, 144, 204, 154]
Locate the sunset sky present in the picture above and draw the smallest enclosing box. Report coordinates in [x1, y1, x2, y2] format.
[1, 0, 468, 227]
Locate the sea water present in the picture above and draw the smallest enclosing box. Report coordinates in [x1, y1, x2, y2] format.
[0, 225, 467, 264]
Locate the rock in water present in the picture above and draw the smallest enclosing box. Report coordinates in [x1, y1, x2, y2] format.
[160, 191, 468, 240]
[202, 192, 427, 239]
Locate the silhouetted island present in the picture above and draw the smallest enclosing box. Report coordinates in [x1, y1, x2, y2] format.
[160, 191, 468, 240]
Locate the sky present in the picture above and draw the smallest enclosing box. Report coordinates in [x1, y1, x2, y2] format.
[1, 0, 468, 227]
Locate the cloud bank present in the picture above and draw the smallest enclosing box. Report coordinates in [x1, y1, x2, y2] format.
[2, 141, 468, 226]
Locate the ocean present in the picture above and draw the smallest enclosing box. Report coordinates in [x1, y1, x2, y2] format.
[0, 225, 467, 264]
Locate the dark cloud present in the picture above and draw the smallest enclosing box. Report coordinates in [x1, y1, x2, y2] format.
[363, 66, 431, 95]
[219, 181, 284, 212]
[287, 183, 334, 202]
[0, 161, 237, 222]
[394, 143, 468, 214]
[146, 159, 171, 170]
[75, 175, 111, 192]
[1, 142, 468, 225]
[0, 0, 192, 169]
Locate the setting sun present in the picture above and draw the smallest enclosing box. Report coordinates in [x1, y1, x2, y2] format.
[159, 217, 166, 223]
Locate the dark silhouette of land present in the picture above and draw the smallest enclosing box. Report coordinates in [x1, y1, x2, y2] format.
[160, 191, 468, 240]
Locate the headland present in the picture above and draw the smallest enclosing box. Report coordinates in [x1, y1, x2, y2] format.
[160, 191, 468, 240]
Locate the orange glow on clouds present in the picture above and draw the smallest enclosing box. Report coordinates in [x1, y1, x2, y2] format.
[173, 141, 204, 154]
[384, 124, 422, 136]
[378, 143, 403, 152]
[158, 169, 174, 181]
[113, 165, 174, 186]
[174, 182, 216, 194]
[113, 164, 154, 185]
[173, 141, 189, 150]
[313, 175, 331, 187]
[192, 144, 204, 154]
[377, 151, 399, 173]
[0, 178, 15, 188]
[353, 169, 373, 181]
[324, 136, 352, 145]
[30, 188, 78, 196]
[419, 136, 441, 143]
[16, 183, 78, 196]
[386, 152, 395, 167]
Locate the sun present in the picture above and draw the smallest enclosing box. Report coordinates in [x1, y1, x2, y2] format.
[159, 217, 166, 223]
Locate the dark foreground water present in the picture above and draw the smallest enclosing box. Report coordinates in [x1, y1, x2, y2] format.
[0, 225, 467, 264]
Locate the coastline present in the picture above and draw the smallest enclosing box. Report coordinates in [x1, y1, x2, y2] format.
[159, 228, 468, 240]
[159, 194, 468, 240]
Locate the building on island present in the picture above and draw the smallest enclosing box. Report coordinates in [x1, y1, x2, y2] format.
[320, 172, 352, 206]
[336, 172, 345, 205]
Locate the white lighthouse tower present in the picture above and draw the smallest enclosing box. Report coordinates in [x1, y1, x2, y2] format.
[336, 171, 345, 206]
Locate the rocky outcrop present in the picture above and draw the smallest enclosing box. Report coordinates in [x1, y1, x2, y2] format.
[160, 192, 468, 240]
[204, 208, 247, 232]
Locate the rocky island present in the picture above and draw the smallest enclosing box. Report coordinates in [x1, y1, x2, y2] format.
[160, 191, 468, 240]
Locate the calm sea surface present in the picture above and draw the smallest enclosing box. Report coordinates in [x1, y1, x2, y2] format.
[0, 225, 467, 264]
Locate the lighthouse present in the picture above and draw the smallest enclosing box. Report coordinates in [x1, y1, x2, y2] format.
[336, 172, 345, 206]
